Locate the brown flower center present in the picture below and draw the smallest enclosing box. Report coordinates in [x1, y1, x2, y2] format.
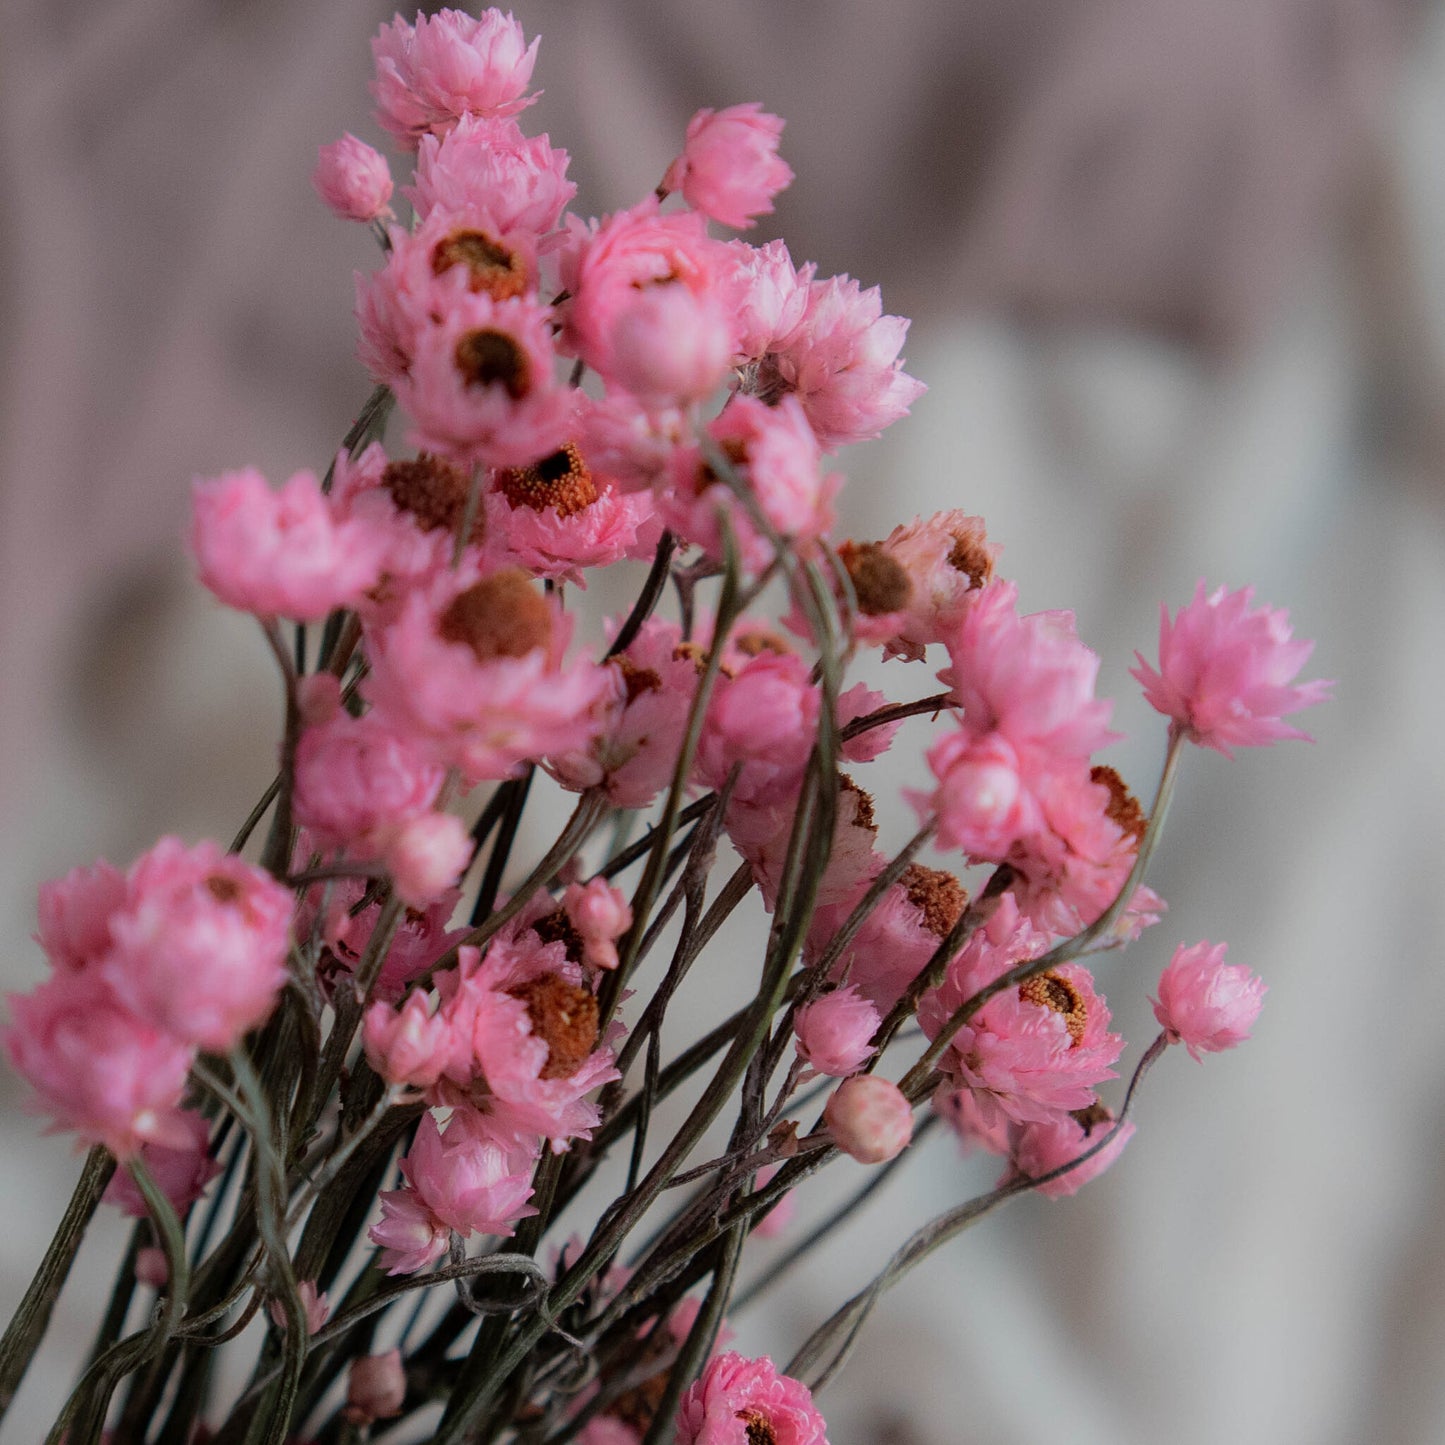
[437, 570, 551, 664]
[432, 228, 529, 300]
[1019, 972, 1088, 1046]
[382, 454, 483, 541]
[839, 774, 878, 832]
[901, 864, 968, 938]
[454, 328, 531, 398]
[206, 875, 241, 904]
[614, 656, 662, 704]
[733, 628, 791, 658]
[947, 525, 994, 589]
[1071, 1099, 1113, 1135]
[737, 1409, 778, 1445]
[496, 442, 597, 516]
[1090, 765, 1146, 844]
[838, 540, 912, 617]
[530, 908, 586, 966]
[508, 975, 599, 1080]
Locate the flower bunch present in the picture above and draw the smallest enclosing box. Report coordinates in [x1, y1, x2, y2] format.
[0, 10, 1328, 1444]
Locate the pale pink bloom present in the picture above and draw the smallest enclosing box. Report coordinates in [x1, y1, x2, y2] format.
[562, 200, 737, 406]
[35, 858, 126, 972]
[381, 813, 474, 908]
[1131, 580, 1331, 757]
[344, 1349, 406, 1424]
[755, 273, 925, 450]
[386, 202, 538, 307]
[293, 712, 446, 854]
[561, 879, 632, 972]
[268, 1280, 331, 1336]
[1007, 1111, 1136, 1198]
[363, 568, 608, 785]
[103, 1109, 219, 1218]
[662, 104, 793, 230]
[370, 1109, 536, 1274]
[794, 985, 879, 1077]
[409, 115, 576, 236]
[399, 289, 573, 469]
[920, 897, 1123, 1131]
[824, 1075, 913, 1164]
[723, 238, 815, 363]
[135, 1247, 169, 1289]
[2, 971, 194, 1158]
[99, 837, 292, 1053]
[923, 729, 1038, 858]
[836, 682, 902, 764]
[371, 8, 540, 148]
[875, 510, 1000, 661]
[190, 468, 387, 622]
[676, 1352, 828, 1445]
[573, 391, 689, 494]
[1153, 940, 1266, 1060]
[313, 134, 394, 222]
[363, 989, 457, 1090]
[751, 1163, 796, 1240]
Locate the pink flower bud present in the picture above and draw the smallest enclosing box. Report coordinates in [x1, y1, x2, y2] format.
[313, 133, 394, 222]
[269, 1280, 331, 1335]
[344, 1348, 406, 1424]
[1008, 1113, 1135, 1198]
[561, 878, 632, 970]
[1152, 940, 1266, 1060]
[824, 1075, 913, 1164]
[605, 284, 734, 406]
[794, 985, 878, 1077]
[661, 103, 794, 230]
[381, 813, 474, 907]
[135, 1246, 169, 1289]
[362, 990, 453, 1090]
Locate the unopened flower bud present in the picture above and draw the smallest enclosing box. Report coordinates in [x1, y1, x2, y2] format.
[135, 1246, 169, 1289]
[313, 134, 394, 222]
[344, 1348, 406, 1424]
[382, 813, 474, 907]
[794, 985, 879, 1077]
[824, 1075, 912, 1164]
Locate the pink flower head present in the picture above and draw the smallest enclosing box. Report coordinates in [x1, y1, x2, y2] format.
[269, 1279, 331, 1336]
[1153, 940, 1266, 1060]
[363, 988, 457, 1091]
[661, 103, 794, 230]
[313, 134, 394, 222]
[875, 510, 1000, 661]
[3, 971, 194, 1158]
[1007, 1110, 1136, 1198]
[99, 837, 292, 1053]
[370, 1109, 536, 1274]
[344, 1349, 406, 1424]
[409, 115, 576, 237]
[363, 567, 608, 785]
[824, 1075, 913, 1164]
[381, 812, 475, 908]
[371, 8, 540, 148]
[675, 1352, 828, 1445]
[103, 1109, 220, 1218]
[724, 238, 815, 363]
[794, 985, 879, 1077]
[135, 1247, 169, 1289]
[190, 468, 387, 622]
[562, 201, 737, 406]
[1131, 580, 1332, 756]
[560, 879, 633, 972]
[35, 858, 126, 972]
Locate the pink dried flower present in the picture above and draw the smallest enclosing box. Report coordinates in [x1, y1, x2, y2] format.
[560, 879, 632, 972]
[190, 468, 386, 622]
[662, 103, 793, 230]
[676, 1352, 828, 1445]
[875, 510, 1000, 661]
[1153, 940, 1266, 1059]
[34, 858, 126, 972]
[268, 1280, 331, 1336]
[725, 238, 815, 362]
[824, 1075, 913, 1164]
[1131, 580, 1332, 756]
[371, 8, 540, 148]
[344, 1348, 406, 1424]
[1008, 1111, 1136, 1198]
[380, 812, 474, 908]
[312, 134, 394, 222]
[363, 989, 456, 1091]
[102, 1109, 219, 1218]
[794, 985, 879, 1077]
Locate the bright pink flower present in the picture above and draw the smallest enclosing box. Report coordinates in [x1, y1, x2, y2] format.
[1007, 1111, 1136, 1198]
[382, 813, 475, 908]
[824, 1075, 912, 1164]
[35, 858, 126, 972]
[924, 729, 1037, 858]
[1131, 580, 1332, 756]
[724, 238, 815, 363]
[794, 985, 879, 1077]
[99, 838, 292, 1053]
[573, 391, 689, 495]
[190, 468, 387, 622]
[676, 1352, 828, 1445]
[103, 1109, 219, 1218]
[409, 115, 575, 236]
[363, 989, 457, 1091]
[370, 1110, 536, 1274]
[560, 879, 632, 972]
[313, 134, 394, 222]
[1153, 940, 1266, 1060]
[371, 8, 540, 148]
[3, 971, 194, 1158]
[269, 1280, 331, 1336]
[662, 103, 793, 230]
[344, 1349, 406, 1424]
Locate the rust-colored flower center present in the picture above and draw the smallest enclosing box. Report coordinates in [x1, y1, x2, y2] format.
[1071, 1099, 1113, 1135]
[382, 454, 483, 541]
[508, 975, 599, 1080]
[901, 864, 968, 938]
[432, 228, 529, 300]
[733, 628, 791, 658]
[839, 774, 878, 832]
[454, 328, 531, 398]
[497, 441, 597, 516]
[695, 437, 749, 493]
[530, 908, 586, 966]
[437, 569, 551, 664]
[614, 656, 662, 704]
[1019, 972, 1088, 1045]
[737, 1409, 778, 1445]
[1090, 764, 1146, 844]
[672, 641, 710, 673]
[838, 540, 911, 616]
[947, 526, 994, 589]
[206, 875, 241, 904]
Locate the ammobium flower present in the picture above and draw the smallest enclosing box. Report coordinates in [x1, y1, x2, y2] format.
[1153, 940, 1266, 1059]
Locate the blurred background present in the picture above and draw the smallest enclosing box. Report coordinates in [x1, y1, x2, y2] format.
[4, 0, 1445, 1440]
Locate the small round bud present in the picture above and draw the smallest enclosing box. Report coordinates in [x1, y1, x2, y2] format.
[824, 1075, 913, 1164]
[313, 134, 394, 222]
[344, 1348, 406, 1424]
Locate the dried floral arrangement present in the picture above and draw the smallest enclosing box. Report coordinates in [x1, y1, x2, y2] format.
[0, 9, 1329, 1443]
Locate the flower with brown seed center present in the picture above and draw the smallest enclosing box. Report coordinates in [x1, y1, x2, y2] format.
[382, 454, 483, 541]
[901, 864, 968, 938]
[838, 539, 912, 616]
[1091, 764, 1146, 844]
[437, 569, 552, 664]
[1018, 971, 1088, 1046]
[507, 974, 599, 1080]
[454, 328, 531, 397]
[432, 228, 530, 300]
[737, 1408, 777, 1445]
[496, 442, 597, 516]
